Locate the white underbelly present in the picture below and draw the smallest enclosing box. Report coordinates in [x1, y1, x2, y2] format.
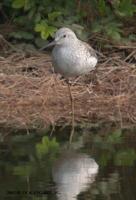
[52, 47, 97, 77]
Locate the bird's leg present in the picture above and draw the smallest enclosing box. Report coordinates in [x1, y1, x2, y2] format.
[66, 79, 75, 144]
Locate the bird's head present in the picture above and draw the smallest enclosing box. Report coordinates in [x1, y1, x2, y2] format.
[40, 27, 78, 50]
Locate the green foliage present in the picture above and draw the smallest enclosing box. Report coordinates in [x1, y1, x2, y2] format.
[10, 31, 34, 40]
[114, 0, 136, 17]
[48, 11, 62, 22]
[1, 0, 136, 42]
[92, 172, 120, 197]
[114, 149, 136, 166]
[92, 0, 136, 41]
[98, 0, 110, 16]
[94, 129, 123, 148]
[12, 0, 26, 9]
[1, 0, 64, 43]
[92, 18, 123, 41]
[93, 129, 136, 167]
[99, 152, 112, 166]
[107, 129, 123, 143]
[36, 136, 59, 159]
[13, 164, 33, 177]
[35, 20, 57, 39]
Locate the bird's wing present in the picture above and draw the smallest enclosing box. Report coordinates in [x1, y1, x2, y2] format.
[81, 41, 97, 58]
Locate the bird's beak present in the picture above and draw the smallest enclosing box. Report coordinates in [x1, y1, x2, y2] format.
[40, 40, 56, 51]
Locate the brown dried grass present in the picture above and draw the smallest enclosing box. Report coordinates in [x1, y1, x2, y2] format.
[0, 41, 136, 130]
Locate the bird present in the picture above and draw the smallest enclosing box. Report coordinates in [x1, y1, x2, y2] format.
[41, 27, 98, 143]
[41, 27, 98, 77]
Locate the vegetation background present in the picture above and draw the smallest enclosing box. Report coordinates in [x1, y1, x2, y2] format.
[0, 0, 136, 47]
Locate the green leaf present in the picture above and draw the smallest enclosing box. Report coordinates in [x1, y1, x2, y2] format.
[99, 152, 112, 166]
[12, 0, 33, 10]
[105, 22, 122, 41]
[35, 20, 57, 39]
[92, 23, 103, 33]
[36, 142, 49, 159]
[98, 0, 108, 16]
[13, 164, 33, 177]
[111, 32, 121, 41]
[42, 136, 50, 146]
[24, 0, 34, 11]
[36, 136, 59, 159]
[35, 21, 48, 32]
[129, 34, 136, 41]
[28, 7, 36, 19]
[107, 29, 121, 41]
[10, 31, 34, 40]
[35, 13, 41, 23]
[115, 0, 136, 17]
[49, 138, 59, 151]
[47, 26, 57, 37]
[114, 149, 136, 166]
[107, 129, 123, 143]
[41, 31, 50, 39]
[48, 11, 61, 21]
[12, 0, 25, 9]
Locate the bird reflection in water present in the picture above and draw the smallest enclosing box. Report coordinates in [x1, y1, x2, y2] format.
[52, 151, 99, 200]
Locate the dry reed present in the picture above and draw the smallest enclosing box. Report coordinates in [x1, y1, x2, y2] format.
[0, 39, 136, 130]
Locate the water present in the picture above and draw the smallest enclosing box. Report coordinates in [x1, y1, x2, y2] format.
[0, 126, 136, 200]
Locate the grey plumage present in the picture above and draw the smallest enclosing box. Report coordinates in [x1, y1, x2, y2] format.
[42, 27, 98, 77]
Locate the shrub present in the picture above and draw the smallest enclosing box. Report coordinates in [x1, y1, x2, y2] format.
[0, 0, 136, 44]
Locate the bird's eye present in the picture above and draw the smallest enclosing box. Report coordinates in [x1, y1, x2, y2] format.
[63, 34, 66, 38]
